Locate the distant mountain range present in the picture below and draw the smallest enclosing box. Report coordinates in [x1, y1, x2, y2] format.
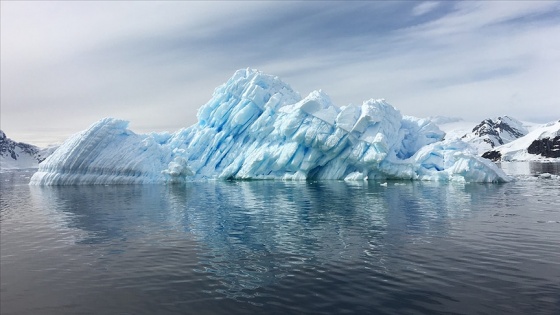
[0, 130, 57, 170]
[462, 116, 528, 153]
[480, 120, 560, 161]
[433, 116, 559, 161]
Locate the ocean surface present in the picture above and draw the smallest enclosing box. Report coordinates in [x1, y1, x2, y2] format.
[1, 162, 559, 314]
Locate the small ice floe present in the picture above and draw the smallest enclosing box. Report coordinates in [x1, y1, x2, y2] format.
[380, 182, 388, 187]
[538, 173, 552, 179]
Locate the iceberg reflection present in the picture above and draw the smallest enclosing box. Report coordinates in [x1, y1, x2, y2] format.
[29, 180, 506, 297]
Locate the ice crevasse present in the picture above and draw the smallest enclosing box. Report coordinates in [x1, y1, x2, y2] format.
[30, 69, 511, 185]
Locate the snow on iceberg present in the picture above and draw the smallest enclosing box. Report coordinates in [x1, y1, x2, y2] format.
[30, 69, 511, 185]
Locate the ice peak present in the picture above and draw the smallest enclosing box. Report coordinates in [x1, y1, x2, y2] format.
[197, 69, 301, 128]
[30, 69, 512, 184]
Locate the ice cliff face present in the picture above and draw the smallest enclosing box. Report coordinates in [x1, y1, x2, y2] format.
[0, 131, 56, 170]
[30, 69, 511, 184]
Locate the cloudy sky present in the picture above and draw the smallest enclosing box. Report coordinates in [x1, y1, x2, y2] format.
[2, 1, 559, 146]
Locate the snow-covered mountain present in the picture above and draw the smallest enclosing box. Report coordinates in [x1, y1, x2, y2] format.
[31, 69, 510, 185]
[0, 130, 57, 170]
[461, 116, 528, 154]
[432, 115, 560, 161]
[481, 120, 560, 161]
[431, 116, 530, 155]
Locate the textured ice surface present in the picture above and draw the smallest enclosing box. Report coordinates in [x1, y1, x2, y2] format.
[31, 69, 511, 184]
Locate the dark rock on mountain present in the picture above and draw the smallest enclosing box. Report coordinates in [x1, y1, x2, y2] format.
[479, 120, 560, 161]
[1, 130, 56, 169]
[1, 130, 40, 160]
[481, 150, 502, 162]
[527, 136, 560, 158]
[463, 116, 528, 148]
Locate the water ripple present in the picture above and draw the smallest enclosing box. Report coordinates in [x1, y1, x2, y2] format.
[1, 171, 559, 314]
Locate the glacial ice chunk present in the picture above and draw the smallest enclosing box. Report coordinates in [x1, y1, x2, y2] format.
[30, 69, 511, 185]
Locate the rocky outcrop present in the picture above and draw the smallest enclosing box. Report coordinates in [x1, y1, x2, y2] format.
[481, 150, 502, 162]
[527, 136, 560, 158]
[0, 130, 56, 169]
[480, 120, 560, 161]
[1, 130, 40, 160]
[463, 116, 528, 148]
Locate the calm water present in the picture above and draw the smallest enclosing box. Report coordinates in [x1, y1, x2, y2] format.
[1, 164, 560, 314]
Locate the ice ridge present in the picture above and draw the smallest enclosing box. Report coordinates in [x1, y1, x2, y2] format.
[30, 69, 511, 184]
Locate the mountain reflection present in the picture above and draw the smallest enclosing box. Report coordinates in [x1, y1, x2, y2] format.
[29, 180, 505, 297]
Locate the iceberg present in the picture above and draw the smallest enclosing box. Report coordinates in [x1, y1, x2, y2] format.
[30, 69, 511, 185]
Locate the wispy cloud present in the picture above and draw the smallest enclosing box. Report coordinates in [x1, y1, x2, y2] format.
[412, 1, 441, 16]
[1, 1, 559, 146]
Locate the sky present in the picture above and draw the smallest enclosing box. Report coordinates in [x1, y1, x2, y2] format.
[1, 1, 559, 146]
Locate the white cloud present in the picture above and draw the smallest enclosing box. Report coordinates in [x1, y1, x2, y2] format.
[404, 1, 559, 37]
[412, 1, 440, 16]
[1, 1, 559, 146]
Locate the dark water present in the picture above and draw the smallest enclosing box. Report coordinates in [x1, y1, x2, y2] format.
[1, 166, 560, 314]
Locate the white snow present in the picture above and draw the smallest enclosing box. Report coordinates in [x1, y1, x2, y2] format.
[0, 131, 58, 170]
[460, 116, 528, 154]
[431, 116, 543, 156]
[0, 146, 40, 170]
[30, 69, 512, 185]
[429, 118, 476, 141]
[489, 120, 560, 161]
